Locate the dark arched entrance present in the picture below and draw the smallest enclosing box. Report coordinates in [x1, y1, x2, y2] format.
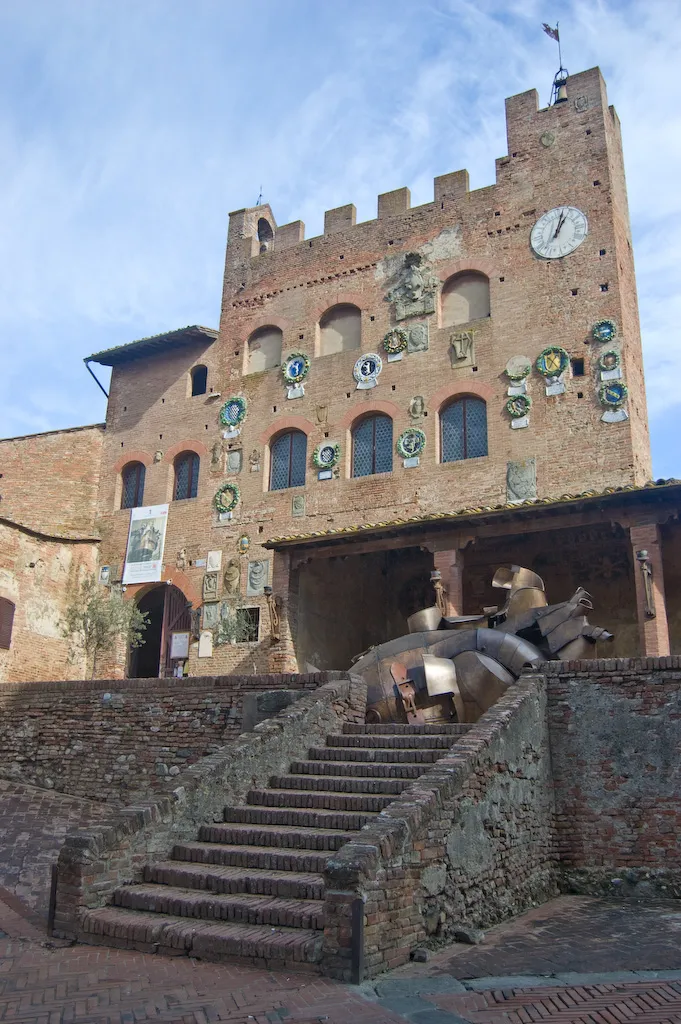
[128, 584, 192, 678]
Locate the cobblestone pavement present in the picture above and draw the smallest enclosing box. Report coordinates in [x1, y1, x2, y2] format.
[2, 893, 681, 1023]
[0, 780, 110, 918]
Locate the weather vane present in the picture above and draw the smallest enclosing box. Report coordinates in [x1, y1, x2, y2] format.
[543, 23, 568, 106]
[255, 185, 263, 207]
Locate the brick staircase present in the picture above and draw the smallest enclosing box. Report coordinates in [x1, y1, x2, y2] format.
[80, 722, 470, 968]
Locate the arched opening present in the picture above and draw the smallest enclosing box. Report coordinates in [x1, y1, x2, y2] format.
[190, 364, 208, 396]
[128, 583, 192, 678]
[246, 325, 283, 374]
[257, 218, 274, 253]
[440, 395, 488, 462]
[120, 461, 146, 510]
[319, 304, 361, 355]
[352, 413, 393, 477]
[441, 271, 490, 327]
[269, 429, 307, 490]
[173, 451, 200, 500]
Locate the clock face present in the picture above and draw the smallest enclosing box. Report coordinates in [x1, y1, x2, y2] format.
[531, 206, 588, 259]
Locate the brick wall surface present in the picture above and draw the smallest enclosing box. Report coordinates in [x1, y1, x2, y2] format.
[53, 675, 367, 939]
[87, 67, 652, 679]
[0, 672, 332, 804]
[546, 656, 681, 895]
[323, 675, 555, 979]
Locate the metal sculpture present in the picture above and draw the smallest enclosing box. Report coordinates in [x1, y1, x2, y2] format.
[352, 565, 613, 725]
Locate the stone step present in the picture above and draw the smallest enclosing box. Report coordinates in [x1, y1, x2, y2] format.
[342, 723, 471, 735]
[223, 804, 377, 830]
[80, 907, 324, 965]
[326, 733, 456, 749]
[114, 884, 324, 930]
[290, 759, 425, 780]
[199, 822, 358, 851]
[246, 788, 393, 813]
[307, 745, 444, 764]
[270, 773, 408, 796]
[146, 859, 325, 898]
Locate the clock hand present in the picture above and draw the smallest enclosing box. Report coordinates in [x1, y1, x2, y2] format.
[552, 210, 567, 239]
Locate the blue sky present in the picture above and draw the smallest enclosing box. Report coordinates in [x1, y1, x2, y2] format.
[0, 0, 678, 477]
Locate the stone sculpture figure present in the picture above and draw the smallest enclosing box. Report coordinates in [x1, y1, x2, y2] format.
[247, 559, 268, 596]
[223, 559, 241, 597]
[387, 251, 439, 321]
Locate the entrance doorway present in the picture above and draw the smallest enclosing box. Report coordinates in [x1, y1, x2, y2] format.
[128, 584, 192, 678]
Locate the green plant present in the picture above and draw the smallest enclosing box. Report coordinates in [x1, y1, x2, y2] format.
[213, 602, 259, 645]
[61, 574, 149, 678]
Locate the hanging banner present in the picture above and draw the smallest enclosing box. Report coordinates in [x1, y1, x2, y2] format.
[122, 503, 169, 584]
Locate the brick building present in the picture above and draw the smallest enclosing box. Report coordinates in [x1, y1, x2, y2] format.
[1, 66, 679, 682]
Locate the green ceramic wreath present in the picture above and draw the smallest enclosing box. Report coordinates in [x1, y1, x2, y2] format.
[383, 328, 409, 355]
[313, 441, 340, 469]
[281, 352, 311, 385]
[598, 380, 628, 409]
[535, 346, 570, 378]
[219, 396, 247, 427]
[506, 394, 532, 418]
[214, 482, 240, 514]
[396, 428, 426, 459]
[592, 319, 618, 344]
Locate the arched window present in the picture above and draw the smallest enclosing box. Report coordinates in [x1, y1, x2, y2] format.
[257, 218, 274, 253]
[174, 451, 200, 500]
[190, 365, 207, 396]
[441, 397, 488, 462]
[247, 325, 283, 374]
[270, 430, 307, 490]
[0, 597, 15, 649]
[319, 304, 361, 355]
[441, 272, 490, 327]
[352, 414, 393, 478]
[121, 461, 146, 509]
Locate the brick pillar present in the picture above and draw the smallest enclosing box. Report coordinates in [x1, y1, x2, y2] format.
[432, 548, 464, 616]
[629, 523, 670, 657]
[267, 550, 300, 673]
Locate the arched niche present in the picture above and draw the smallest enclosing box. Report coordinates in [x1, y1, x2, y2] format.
[247, 325, 283, 374]
[319, 304, 361, 356]
[257, 218, 274, 253]
[441, 271, 490, 327]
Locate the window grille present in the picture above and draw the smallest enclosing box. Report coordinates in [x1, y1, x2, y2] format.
[191, 365, 208, 396]
[270, 431, 307, 490]
[121, 462, 146, 509]
[352, 414, 393, 477]
[441, 397, 488, 462]
[0, 597, 15, 649]
[174, 452, 200, 500]
[238, 607, 260, 643]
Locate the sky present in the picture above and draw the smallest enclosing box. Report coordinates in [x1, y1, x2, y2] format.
[0, 0, 679, 477]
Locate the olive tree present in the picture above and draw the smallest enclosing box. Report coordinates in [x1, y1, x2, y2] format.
[61, 574, 148, 678]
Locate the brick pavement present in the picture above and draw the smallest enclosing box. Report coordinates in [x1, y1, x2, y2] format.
[3, 892, 681, 1023]
[0, 779, 110, 919]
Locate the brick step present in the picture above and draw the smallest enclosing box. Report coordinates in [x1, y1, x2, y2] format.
[270, 773, 408, 795]
[80, 907, 323, 965]
[246, 788, 393, 812]
[290, 759, 425, 780]
[307, 745, 444, 764]
[114, 884, 324, 929]
[223, 804, 377, 830]
[342, 723, 471, 735]
[171, 842, 330, 878]
[199, 822, 358, 851]
[325, 733, 455, 749]
[146, 858, 325, 898]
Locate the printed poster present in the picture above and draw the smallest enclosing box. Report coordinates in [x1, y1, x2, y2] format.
[122, 503, 169, 584]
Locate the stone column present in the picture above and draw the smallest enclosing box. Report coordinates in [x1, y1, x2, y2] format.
[629, 523, 670, 657]
[432, 548, 465, 617]
[267, 549, 300, 673]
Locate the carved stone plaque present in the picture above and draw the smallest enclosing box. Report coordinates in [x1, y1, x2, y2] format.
[226, 449, 242, 474]
[450, 330, 475, 369]
[292, 494, 306, 517]
[247, 559, 269, 596]
[202, 572, 219, 601]
[387, 251, 439, 321]
[407, 322, 429, 353]
[202, 602, 220, 629]
[506, 458, 537, 503]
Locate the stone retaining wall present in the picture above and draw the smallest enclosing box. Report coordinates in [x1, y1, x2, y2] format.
[546, 656, 681, 897]
[0, 672, 329, 804]
[323, 675, 555, 980]
[53, 676, 367, 939]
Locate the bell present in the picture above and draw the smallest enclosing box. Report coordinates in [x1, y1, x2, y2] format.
[556, 82, 568, 103]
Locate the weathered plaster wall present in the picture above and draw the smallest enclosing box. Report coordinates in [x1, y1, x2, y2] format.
[547, 657, 681, 895]
[0, 672, 331, 804]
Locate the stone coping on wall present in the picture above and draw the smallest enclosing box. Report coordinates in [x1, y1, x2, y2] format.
[541, 656, 681, 674]
[53, 675, 367, 939]
[0, 671, 340, 697]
